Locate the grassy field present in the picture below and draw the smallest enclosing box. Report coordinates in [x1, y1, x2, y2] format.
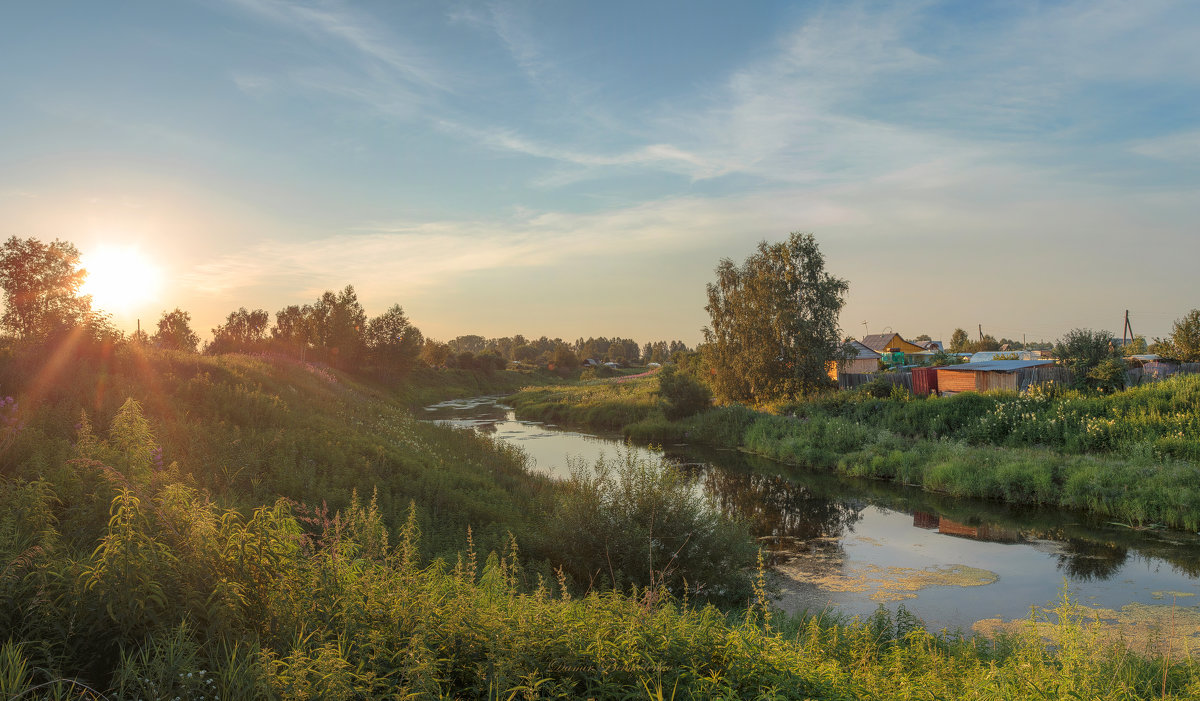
[4, 345, 1200, 698]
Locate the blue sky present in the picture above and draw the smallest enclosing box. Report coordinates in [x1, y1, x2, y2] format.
[2, 0, 1198, 345]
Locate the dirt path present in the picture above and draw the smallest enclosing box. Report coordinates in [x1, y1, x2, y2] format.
[615, 368, 660, 383]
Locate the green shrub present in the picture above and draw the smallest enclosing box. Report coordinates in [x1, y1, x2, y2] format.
[544, 450, 756, 606]
[657, 366, 713, 420]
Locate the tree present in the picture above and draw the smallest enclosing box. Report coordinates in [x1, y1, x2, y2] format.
[448, 335, 487, 354]
[658, 366, 712, 420]
[271, 304, 310, 356]
[307, 285, 367, 369]
[208, 307, 269, 355]
[153, 308, 199, 352]
[420, 339, 452, 367]
[1168, 309, 1200, 362]
[1123, 336, 1148, 355]
[366, 304, 424, 372]
[0, 236, 91, 340]
[552, 344, 579, 370]
[974, 334, 1001, 352]
[513, 344, 539, 363]
[702, 232, 848, 403]
[949, 328, 970, 353]
[1053, 328, 1119, 391]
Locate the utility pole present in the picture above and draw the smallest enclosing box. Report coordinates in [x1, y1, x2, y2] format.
[978, 324, 983, 342]
[1123, 310, 1134, 348]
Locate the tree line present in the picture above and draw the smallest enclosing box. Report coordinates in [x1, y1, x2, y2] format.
[0, 236, 692, 376]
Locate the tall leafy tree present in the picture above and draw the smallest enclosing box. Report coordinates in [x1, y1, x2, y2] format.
[1167, 309, 1200, 362]
[420, 338, 452, 367]
[1053, 328, 1120, 391]
[0, 236, 91, 340]
[208, 307, 269, 354]
[366, 304, 424, 372]
[949, 329, 970, 353]
[308, 285, 367, 369]
[703, 232, 848, 404]
[271, 304, 310, 356]
[448, 335, 487, 354]
[153, 308, 199, 352]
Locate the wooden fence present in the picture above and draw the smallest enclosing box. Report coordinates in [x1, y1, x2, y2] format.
[1015, 365, 1072, 391]
[1125, 362, 1200, 386]
[838, 371, 912, 392]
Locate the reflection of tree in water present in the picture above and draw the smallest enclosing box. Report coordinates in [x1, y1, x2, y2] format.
[1056, 539, 1129, 581]
[694, 466, 864, 542]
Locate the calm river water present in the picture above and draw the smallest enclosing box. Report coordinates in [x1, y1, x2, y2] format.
[423, 396, 1200, 636]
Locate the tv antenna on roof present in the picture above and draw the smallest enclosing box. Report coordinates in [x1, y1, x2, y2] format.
[861, 321, 868, 336]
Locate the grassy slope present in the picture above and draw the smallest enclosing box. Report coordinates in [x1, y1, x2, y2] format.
[1, 346, 556, 557]
[3, 346, 1200, 698]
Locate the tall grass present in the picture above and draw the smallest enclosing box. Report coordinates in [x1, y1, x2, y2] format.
[3, 491, 1197, 699]
[507, 378, 660, 430]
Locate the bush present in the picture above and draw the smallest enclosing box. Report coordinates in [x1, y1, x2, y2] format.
[657, 366, 712, 420]
[579, 365, 615, 381]
[544, 451, 755, 606]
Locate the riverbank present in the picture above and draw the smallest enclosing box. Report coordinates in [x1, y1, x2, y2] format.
[507, 373, 1200, 530]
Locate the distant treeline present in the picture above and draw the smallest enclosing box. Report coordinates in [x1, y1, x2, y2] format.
[0, 236, 692, 377]
[441, 334, 691, 368]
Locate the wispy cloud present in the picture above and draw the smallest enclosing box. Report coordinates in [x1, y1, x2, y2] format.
[181, 191, 808, 301]
[226, 0, 452, 91]
[1129, 130, 1200, 162]
[434, 120, 729, 180]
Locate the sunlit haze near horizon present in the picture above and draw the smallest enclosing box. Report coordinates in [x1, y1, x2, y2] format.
[3, 1, 1198, 345]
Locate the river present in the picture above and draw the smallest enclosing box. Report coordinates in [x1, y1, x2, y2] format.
[422, 396, 1200, 639]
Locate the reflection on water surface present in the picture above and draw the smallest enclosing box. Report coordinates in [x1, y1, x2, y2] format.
[423, 396, 1200, 634]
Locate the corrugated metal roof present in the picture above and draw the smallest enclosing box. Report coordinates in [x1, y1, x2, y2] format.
[970, 350, 1039, 362]
[938, 359, 1055, 372]
[843, 340, 882, 359]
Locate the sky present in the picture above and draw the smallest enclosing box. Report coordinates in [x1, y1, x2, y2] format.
[2, 0, 1198, 346]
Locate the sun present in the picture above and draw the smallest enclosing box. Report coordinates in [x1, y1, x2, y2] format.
[80, 245, 164, 314]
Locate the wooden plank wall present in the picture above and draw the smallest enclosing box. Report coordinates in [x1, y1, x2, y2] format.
[838, 371, 913, 392]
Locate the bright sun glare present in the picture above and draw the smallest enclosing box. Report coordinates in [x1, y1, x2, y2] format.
[80, 245, 164, 314]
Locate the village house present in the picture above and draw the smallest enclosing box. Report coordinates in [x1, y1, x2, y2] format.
[860, 332, 943, 365]
[827, 340, 882, 380]
[859, 333, 927, 355]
